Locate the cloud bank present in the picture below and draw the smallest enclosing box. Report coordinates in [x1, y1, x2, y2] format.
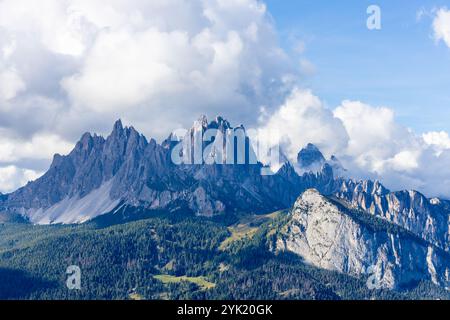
[0, 0, 297, 192]
[433, 7, 450, 48]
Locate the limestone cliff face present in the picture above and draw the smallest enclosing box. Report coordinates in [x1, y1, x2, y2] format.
[277, 189, 450, 290]
[336, 180, 450, 252]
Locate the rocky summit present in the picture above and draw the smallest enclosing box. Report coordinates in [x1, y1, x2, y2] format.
[297, 143, 326, 169]
[277, 189, 450, 290]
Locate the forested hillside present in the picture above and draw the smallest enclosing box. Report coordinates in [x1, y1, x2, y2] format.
[0, 210, 448, 300]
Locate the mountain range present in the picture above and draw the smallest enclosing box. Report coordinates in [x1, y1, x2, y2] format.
[0, 116, 339, 223]
[0, 116, 449, 294]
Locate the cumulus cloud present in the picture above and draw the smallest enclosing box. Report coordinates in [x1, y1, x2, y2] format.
[334, 102, 450, 197]
[0, 132, 73, 163]
[0, 130, 72, 193]
[433, 7, 450, 48]
[333, 101, 421, 173]
[0, 68, 26, 101]
[0, 165, 42, 193]
[423, 131, 450, 154]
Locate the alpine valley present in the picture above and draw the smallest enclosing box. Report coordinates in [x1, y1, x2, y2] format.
[0, 116, 449, 300]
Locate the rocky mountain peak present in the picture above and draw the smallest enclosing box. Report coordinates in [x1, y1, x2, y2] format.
[297, 143, 326, 168]
[278, 189, 450, 290]
[105, 120, 148, 155]
[302, 188, 321, 197]
[209, 115, 232, 131]
[109, 119, 136, 139]
[112, 119, 124, 134]
[276, 161, 297, 179]
[73, 132, 105, 153]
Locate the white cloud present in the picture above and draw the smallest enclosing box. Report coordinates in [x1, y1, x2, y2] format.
[0, 0, 92, 57]
[423, 131, 450, 154]
[0, 132, 73, 163]
[256, 88, 348, 161]
[0, 165, 42, 193]
[0, 0, 295, 139]
[57, 0, 294, 136]
[333, 100, 420, 172]
[331, 100, 450, 196]
[0, 68, 25, 101]
[49, 0, 284, 127]
[0, 131, 72, 193]
[385, 150, 420, 172]
[433, 7, 450, 48]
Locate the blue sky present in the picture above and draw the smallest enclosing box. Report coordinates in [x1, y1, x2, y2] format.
[265, 0, 450, 133]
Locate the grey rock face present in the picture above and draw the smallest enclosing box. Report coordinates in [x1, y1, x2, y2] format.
[277, 189, 450, 290]
[295, 144, 346, 178]
[335, 180, 450, 252]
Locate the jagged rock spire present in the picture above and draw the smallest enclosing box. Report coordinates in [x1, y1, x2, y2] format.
[297, 143, 326, 168]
